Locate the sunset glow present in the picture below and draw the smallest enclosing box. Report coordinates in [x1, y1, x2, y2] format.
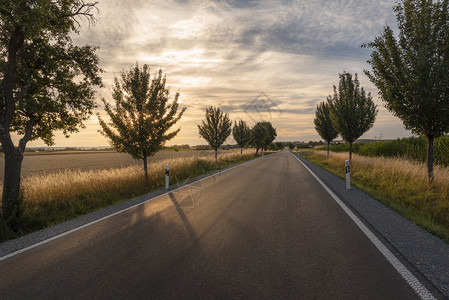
[19, 0, 412, 148]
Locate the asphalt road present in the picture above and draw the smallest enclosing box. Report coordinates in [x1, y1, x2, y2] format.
[0, 150, 425, 299]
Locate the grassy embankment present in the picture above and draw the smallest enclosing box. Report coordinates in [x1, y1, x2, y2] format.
[0, 149, 260, 242]
[300, 147, 449, 244]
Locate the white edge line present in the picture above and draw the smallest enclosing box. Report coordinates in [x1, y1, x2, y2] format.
[290, 152, 436, 300]
[0, 153, 270, 262]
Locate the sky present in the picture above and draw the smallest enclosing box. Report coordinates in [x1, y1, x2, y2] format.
[21, 0, 413, 148]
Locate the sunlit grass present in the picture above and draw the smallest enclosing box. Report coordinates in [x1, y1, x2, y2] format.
[300, 150, 449, 243]
[1, 149, 258, 241]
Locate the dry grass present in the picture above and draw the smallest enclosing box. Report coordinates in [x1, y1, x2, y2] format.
[0, 149, 257, 239]
[300, 150, 449, 243]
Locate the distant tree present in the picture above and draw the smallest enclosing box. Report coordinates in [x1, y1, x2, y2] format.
[198, 106, 232, 163]
[250, 121, 277, 155]
[275, 142, 284, 149]
[232, 120, 251, 154]
[288, 142, 295, 150]
[98, 64, 185, 182]
[364, 0, 449, 183]
[0, 0, 102, 224]
[314, 101, 338, 155]
[328, 72, 377, 160]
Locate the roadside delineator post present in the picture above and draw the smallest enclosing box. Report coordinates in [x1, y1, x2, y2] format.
[345, 160, 350, 190]
[165, 164, 169, 190]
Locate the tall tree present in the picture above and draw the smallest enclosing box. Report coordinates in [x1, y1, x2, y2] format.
[328, 72, 377, 160]
[0, 0, 102, 224]
[198, 106, 231, 163]
[232, 120, 251, 154]
[314, 101, 338, 155]
[250, 121, 277, 155]
[364, 0, 449, 183]
[98, 64, 185, 182]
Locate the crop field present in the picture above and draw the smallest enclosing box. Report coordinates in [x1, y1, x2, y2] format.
[0, 149, 225, 180]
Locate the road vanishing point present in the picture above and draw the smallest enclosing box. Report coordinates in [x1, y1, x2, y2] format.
[0, 150, 442, 299]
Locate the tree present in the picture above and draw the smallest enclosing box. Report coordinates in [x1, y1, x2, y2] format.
[198, 106, 231, 163]
[98, 64, 185, 182]
[314, 101, 338, 155]
[364, 0, 449, 183]
[327, 72, 377, 160]
[232, 120, 251, 154]
[250, 121, 277, 155]
[0, 0, 102, 224]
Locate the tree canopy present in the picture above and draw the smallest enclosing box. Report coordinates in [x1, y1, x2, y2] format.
[0, 0, 102, 223]
[98, 64, 185, 181]
[250, 121, 277, 155]
[328, 72, 377, 160]
[232, 120, 251, 154]
[198, 106, 232, 162]
[364, 0, 449, 182]
[314, 101, 338, 155]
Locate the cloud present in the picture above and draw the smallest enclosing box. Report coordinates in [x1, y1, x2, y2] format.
[24, 0, 407, 147]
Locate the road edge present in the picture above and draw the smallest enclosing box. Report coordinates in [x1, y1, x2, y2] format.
[290, 151, 436, 299]
[291, 151, 449, 300]
[0, 153, 274, 261]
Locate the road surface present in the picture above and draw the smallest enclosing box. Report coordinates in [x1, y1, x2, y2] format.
[0, 150, 427, 299]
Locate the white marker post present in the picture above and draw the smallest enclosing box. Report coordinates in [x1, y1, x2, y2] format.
[345, 160, 351, 190]
[165, 164, 169, 190]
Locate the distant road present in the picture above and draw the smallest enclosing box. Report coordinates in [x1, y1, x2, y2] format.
[0, 149, 220, 179]
[0, 150, 427, 298]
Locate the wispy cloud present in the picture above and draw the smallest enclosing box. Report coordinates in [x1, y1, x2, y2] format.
[21, 0, 409, 147]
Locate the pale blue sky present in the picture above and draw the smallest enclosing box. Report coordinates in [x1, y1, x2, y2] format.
[22, 0, 412, 147]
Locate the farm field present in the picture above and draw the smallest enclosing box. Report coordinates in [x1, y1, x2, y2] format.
[0, 149, 222, 180]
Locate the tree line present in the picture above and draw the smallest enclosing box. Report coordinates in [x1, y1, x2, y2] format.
[198, 106, 277, 162]
[2, 0, 449, 227]
[314, 0, 449, 185]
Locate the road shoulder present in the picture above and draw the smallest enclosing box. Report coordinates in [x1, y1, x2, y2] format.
[294, 152, 449, 299]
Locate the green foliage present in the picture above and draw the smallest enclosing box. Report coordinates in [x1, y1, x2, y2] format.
[314, 101, 338, 143]
[359, 136, 449, 166]
[98, 64, 185, 179]
[0, 0, 102, 146]
[232, 119, 251, 152]
[327, 72, 378, 159]
[0, 0, 102, 222]
[250, 121, 277, 154]
[198, 106, 232, 160]
[318, 136, 449, 167]
[364, 0, 449, 139]
[364, 0, 449, 181]
[317, 142, 367, 154]
[275, 142, 284, 149]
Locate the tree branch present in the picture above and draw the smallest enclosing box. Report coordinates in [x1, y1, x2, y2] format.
[18, 117, 36, 155]
[68, 1, 99, 27]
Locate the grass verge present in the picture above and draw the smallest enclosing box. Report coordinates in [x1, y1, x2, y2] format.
[0, 149, 262, 243]
[299, 150, 449, 244]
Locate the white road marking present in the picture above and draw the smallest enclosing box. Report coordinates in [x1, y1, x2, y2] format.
[291, 152, 436, 300]
[0, 154, 270, 262]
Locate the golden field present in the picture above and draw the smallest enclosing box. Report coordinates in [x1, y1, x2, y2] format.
[0, 149, 258, 240]
[0, 149, 220, 179]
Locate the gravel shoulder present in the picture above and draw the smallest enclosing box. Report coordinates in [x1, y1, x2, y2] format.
[294, 152, 449, 299]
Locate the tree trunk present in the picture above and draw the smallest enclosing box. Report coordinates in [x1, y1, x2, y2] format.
[327, 141, 330, 156]
[256, 147, 259, 155]
[240, 147, 243, 155]
[2, 148, 24, 224]
[349, 142, 353, 161]
[214, 148, 218, 163]
[143, 156, 149, 182]
[427, 134, 434, 184]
